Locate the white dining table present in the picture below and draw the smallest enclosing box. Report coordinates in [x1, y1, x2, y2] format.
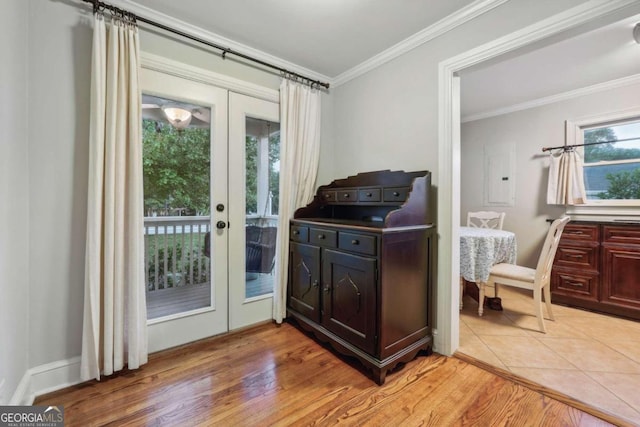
[459, 226, 517, 315]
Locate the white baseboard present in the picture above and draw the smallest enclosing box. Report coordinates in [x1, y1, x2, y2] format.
[10, 357, 83, 405]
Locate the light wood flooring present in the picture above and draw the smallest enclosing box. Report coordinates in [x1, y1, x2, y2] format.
[458, 286, 640, 425]
[35, 322, 629, 426]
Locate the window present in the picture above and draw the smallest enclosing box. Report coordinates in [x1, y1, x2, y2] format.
[245, 118, 280, 217]
[568, 109, 640, 205]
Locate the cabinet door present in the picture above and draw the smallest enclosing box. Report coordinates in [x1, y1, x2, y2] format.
[601, 245, 640, 311]
[321, 249, 376, 355]
[288, 242, 321, 322]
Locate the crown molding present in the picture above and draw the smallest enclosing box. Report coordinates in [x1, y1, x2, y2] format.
[461, 73, 640, 123]
[332, 0, 510, 87]
[105, 0, 332, 85]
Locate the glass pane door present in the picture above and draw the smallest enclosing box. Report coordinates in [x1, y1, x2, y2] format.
[141, 67, 228, 353]
[245, 117, 280, 299]
[228, 92, 280, 330]
[142, 94, 212, 320]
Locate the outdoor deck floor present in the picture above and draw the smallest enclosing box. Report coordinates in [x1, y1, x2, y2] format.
[146, 273, 274, 319]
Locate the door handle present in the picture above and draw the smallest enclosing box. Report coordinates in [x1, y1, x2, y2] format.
[216, 221, 227, 229]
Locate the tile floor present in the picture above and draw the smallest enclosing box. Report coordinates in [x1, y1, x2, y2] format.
[458, 286, 640, 425]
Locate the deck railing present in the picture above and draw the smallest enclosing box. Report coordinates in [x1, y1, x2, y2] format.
[144, 216, 211, 292]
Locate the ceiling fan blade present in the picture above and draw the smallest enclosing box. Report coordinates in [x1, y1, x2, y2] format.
[191, 108, 210, 123]
[142, 103, 161, 109]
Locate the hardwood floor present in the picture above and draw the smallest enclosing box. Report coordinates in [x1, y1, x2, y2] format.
[35, 322, 628, 426]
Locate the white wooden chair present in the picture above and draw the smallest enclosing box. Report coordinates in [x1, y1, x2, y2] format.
[460, 211, 506, 309]
[479, 216, 570, 333]
[467, 211, 506, 229]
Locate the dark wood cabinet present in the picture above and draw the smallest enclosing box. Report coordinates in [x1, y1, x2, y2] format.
[287, 170, 435, 384]
[551, 221, 640, 320]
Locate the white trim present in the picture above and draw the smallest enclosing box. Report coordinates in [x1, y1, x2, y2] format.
[462, 74, 640, 123]
[333, 0, 509, 87]
[437, 0, 638, 356]
[141, 52, 279, 103]
[10, 371, 31, 405]
[9, 357, 83, 405]
[110, 0, 331, 86]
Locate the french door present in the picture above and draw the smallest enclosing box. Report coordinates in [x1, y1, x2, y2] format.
[141, 68, 279, 352]
[229, 92, 279, 329]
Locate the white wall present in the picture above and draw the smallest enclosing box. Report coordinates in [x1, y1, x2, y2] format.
[324, 0, 588, 184]
[461, 81, 640, 267]
[0, 0, 30, 404]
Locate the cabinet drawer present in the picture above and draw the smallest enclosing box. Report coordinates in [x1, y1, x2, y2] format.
[358, 188, 381, 202]
[290, 225, 308, 243]
[603, 226, 640, 245]
[338, 232, 377, 256]
[337, 189, 358, 203]
[309, 228, 337, 248]
[561, 224, 598, 242]
[552, 270, 598, 301]
[383, 187, 409, 202]
[320, 190, 336, 203]
[555, 245, 598, 270]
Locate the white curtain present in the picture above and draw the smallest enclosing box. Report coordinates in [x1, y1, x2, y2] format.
[273, 80, 322, 323]
[81, 13, 147, 381]
[547, 150, 587, 205]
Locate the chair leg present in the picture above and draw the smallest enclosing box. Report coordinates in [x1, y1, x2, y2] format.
[459, 277, 464, 310]
[533, 287, 546, 333]
[477, 282, 485, 317]
[543, 283, 555, 321]
[494, 283, 499, 298]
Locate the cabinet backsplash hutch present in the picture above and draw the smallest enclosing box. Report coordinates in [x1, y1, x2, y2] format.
[286, 169, 435, 384]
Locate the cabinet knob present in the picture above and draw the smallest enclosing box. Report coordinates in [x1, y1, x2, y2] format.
[351, 239, 360, 245]
[366, 192, 372, 197]
[318, 234, 325, 240]
[393, 191, 400, 197]
[325, 194, 331, 198]
[293, 230, 300, 235]
[343, 193, 350, 198]
[323, 286, 330, 293]
[313, 280, 319, 288]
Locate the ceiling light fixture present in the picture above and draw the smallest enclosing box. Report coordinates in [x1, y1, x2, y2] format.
[162, 106, 192, 129]
[634, 23, 640, 44]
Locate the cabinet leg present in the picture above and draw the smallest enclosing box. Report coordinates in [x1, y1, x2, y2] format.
[373, 369, 387, 386]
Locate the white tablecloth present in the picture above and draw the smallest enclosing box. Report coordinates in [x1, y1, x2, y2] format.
[460, 226, 517, 283]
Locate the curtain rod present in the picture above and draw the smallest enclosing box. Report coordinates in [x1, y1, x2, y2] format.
[81, 0, 330, 89]
[542, 136, 640, 153]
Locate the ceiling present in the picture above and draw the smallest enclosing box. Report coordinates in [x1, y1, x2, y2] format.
[460, 12, 640, 120]
[127, 0, 640, 119]
[129, 0, 478, 77]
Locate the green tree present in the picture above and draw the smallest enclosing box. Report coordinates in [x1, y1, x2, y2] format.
[269, 132, 280, 214]
[245, 136, 258, 214]
[584, 128, 616, 162]
[245, 132, 280, 215]
[599, 169, 640, 199]
[584, 127, 640, 162]
[143, 119, 211, 215]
